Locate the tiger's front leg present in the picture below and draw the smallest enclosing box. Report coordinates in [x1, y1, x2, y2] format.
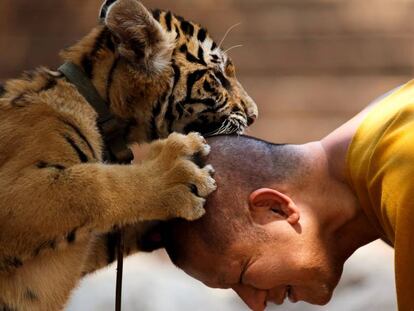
[0, 132, 215, 274]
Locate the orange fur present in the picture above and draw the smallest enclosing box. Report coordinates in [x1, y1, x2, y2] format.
[0, 0, 258, 309]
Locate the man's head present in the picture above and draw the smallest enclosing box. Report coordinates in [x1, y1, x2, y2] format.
[163, 135, 347, 310]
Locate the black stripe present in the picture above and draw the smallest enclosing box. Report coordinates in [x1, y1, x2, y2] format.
[66, 229, 77, 243]
[80, 27, 111, 79]
[104, 28, 116, 53]
[171, 63, 181, 90]
[163, 64, 181, 133]
[186, 69, 208, 99]
[34, 239, 56, 252]
[49, 240, 56, 250]
[105, 231, 119, 263]
[152, 9, 161, 22]
[92, 27, 111, 57]
[39, 77, 57, 92]
[210, 54, 220, 64]
[64, 135, 89, 163]
[106, 57, 120, 104]
[211, 41, 218, 50]
[0, 304, 17, 311]
[214, 97, 229, 111]
[130, 38, 146, 59]
[180, 20, 194, 36]
[150, 100, 162, 140]
[174, 25, 181, 39]
[197, 28, 207, 42]
[176, 101, 185, 118]
[186, 52, 207, 66]
[197, 98, 217, 106]
[165, 11, 173, 32]
[203, 99, 229, 113]
[25, 289, 38, 302]
[197, 47, 207, 66]
[81, 56, 93, 79]
[0, 84, 5, 97]
[11, 94, 25, 107]
[59, 118, 96, 159]
[232, 106, 241, 113]
[36, 161, 65, 170]
[213, 71, 231, 89]
[5, 257, 23, 268]
[165, 95, 175, 132]
[179, 97, 217, 109]
[203, 80, 214, 93]
[179, 44, 187, 54]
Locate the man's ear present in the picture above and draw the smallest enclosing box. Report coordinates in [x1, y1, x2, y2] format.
[101, 0, 175, 74]
[248, 188, 300, 226]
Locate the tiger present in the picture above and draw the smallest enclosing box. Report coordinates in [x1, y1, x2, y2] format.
[0, 0, 258, 310]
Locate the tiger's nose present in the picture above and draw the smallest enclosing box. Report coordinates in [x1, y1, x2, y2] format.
[247, 114, 257, 126]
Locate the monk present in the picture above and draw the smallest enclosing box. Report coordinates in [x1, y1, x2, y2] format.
[159, 82, 414, 310]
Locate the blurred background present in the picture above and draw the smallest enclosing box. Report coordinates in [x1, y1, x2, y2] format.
[0, 0, 405, 310]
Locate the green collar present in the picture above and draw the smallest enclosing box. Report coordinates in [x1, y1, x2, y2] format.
[58, 62, 133, 164]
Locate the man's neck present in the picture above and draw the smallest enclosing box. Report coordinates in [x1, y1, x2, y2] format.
[315, 100, 386, 260]
[298, 140, 379, 264]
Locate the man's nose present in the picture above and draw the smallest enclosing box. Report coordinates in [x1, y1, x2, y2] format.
[232, 284, 267, 311]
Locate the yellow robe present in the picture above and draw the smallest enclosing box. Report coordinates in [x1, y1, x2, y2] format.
[347, 80, 414, 310]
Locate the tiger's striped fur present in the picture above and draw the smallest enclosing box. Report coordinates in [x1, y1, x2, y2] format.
[0, 0, 257, 310]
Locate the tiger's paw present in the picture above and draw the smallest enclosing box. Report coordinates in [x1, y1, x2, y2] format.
[143, 132, 216, 221]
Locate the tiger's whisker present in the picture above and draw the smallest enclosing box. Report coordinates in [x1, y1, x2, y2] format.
[224, 44, 243, 54]
[218, 22, 242, 48]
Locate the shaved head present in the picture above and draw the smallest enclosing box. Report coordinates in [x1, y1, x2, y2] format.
[163, 135, 305, 266]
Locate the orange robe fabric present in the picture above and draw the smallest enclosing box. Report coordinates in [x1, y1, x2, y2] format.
[347, 80, 414, 310]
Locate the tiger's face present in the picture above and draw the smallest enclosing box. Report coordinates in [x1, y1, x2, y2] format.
[99, 0, 257, 140]
[156, 11, 257, 136]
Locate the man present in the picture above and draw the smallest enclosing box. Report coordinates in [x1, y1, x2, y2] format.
[161, 81, 414, 311]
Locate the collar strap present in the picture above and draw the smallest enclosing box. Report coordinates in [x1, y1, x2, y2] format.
[59, 62, 129, 311]
[58, 62, 133, 164]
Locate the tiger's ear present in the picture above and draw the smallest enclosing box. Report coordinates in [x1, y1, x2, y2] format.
[101, 0, 175, 74]
[99, 0, 117, 19]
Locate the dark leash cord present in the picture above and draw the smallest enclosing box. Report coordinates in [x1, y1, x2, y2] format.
[115, 230, 125, 311]
[58, 62, 133, 311]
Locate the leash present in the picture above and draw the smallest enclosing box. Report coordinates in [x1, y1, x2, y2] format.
[58, 62, 132, 311]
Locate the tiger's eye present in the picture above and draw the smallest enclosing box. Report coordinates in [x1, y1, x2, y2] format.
[225, 61, 236, 77]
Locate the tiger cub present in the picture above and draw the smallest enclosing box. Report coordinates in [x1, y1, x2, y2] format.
[0, 0, 258, 310]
